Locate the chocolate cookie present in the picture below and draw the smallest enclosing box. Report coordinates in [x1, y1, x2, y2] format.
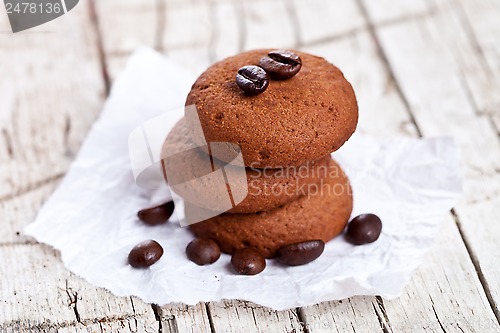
[185, 49, 358, 168]
[161, 118, 331, 214]
[187, 159, 353, 258]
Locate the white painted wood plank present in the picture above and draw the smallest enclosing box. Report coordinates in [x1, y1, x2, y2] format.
[401, 0, 500, 134]
[452, 0, 500, 129]
[155, 303, 213, 333]
[0, 244, 78, 327]
[0, 182, 58, 244]
[373, 11, 500, 315]
[84, 319, 158, 333]
[427, 0, 500, 203]
[456, 0, 500, 80]
[210, 0, 241, 61]
[161, 0, 239, 78]
[57, 320, 158, 333]
[374, 12, 500, 203]
[302, 32, 418, 138]
[160, 0, 212, 77]
[362, 0, 432, 25]
[207, 300, 304, 333]
[292, 0, 366, 45]
[65, 277, 153, 324]
[454, 197, 500, 318]
[163, 0, 211, 50]
[383, 216, 499, 332]
[240, 0, 295, 50]
[95, 0, 158, 54]
[3, 320, 158, 333]
[0, 0, 105, 200]
[164, 47, 213, 78]
[92, 0, 158, 83]
[0, 243, 160, 332]
[299, 297, 384, 333]
[104, 55, 133, 83]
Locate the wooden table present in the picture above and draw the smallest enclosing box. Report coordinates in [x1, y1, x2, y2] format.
[1, 0, 499, 332]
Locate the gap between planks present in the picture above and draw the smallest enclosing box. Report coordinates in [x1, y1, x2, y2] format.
[88, 0, 111, 94]
[358, 0, 500, 327]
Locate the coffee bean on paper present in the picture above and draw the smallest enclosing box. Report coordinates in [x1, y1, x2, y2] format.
[345, 214, 382, 245]
[236, 65, 269, 95]
[231, 248, 266, 275]
[275, 240, 325, 266]
[138, 201, 175, 225]
[258, 50, 302, 79]
[128, 240, 164, 268]
[186, 238, 221, 265]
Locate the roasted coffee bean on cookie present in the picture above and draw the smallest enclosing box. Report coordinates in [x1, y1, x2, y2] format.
[186, 238, 221, 265]
[186, 49, 358, 168]
[138, 201, 175, 225]
[275, 240, 325, 266]
[235, 65, 269, 95]
[259, 50, 302, 79]
[345, 214, 382, 245]
[128, 240, 164, 268]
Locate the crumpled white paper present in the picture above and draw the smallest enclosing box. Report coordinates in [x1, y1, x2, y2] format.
[25, 48, 462, 310]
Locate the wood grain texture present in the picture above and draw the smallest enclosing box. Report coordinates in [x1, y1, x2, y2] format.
[154, 303, 213, 333]
[454, 0, 500, 129]
[454, 198, 500, 319]
[96, 0, 158, 54]
[382, 216, 499, 332]
[365, 0, 500, 320]
[0, 244, 77, 328]
[361, 0, 433, 25]
[292, 0, 366, 46]
[92, 0, 158, 82]
[0, 0, 105, 201]
[160, 0, 212, 77]
[0, 182, 58, 244]
[299, 297, 384, 333]
[206, 300, 304, 333]
[0, 244, 160, 332]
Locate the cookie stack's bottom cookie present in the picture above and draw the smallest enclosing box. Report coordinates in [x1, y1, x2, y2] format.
[188, 159, 353, 258]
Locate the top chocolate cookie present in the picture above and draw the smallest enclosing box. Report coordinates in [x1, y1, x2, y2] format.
[186, 49, 358, 168]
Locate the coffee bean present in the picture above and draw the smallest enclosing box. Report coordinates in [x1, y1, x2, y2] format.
[186, 238, 221, 265]
[128, 240, 164, 268]
[236, 65, 269, 95]
[258, 50, 302, 80]
[345, 214, 382, 245]
[275, 240, 325, 266]
[231, 248, 266, 275]
[138, 201, 175, 225]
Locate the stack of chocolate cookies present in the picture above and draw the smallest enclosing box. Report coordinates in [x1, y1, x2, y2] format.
[163, 49, 358, 273]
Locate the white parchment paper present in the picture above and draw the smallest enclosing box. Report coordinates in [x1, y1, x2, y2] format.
[25, 48, 462, 310]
